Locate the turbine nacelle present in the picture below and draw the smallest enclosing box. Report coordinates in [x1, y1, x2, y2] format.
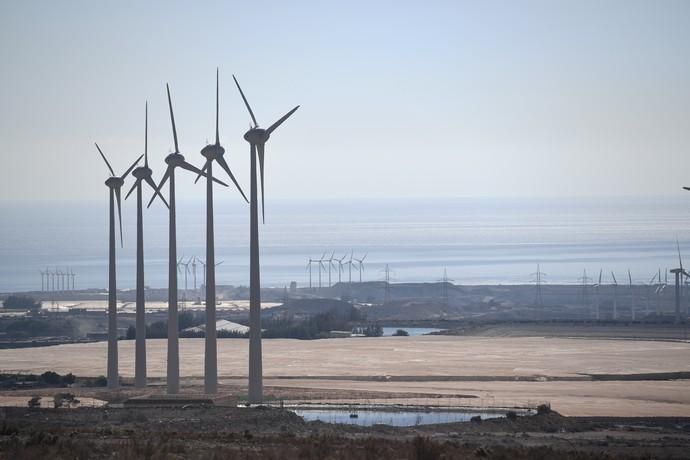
[105, 177, 124, 189]
[243, 128, 269, 144]
[165, 152, 186, 167]
[132, 165, 153, 180]
[201, 143, 225, 160]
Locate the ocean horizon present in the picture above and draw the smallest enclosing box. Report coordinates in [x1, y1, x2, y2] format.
[1, 195, 690, 293]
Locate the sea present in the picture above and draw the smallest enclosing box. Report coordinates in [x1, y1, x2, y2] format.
[2, 196, 690, 293]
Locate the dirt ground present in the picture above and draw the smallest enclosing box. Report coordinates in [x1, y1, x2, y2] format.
[2, 336, 689, 417]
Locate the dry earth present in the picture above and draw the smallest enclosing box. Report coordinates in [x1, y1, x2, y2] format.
[1, 336, 689, 416]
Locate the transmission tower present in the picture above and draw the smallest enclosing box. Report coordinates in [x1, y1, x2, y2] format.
[439, 268, 454, 306]
[530, 264, 546, 307]
[578, 269, 593, 306]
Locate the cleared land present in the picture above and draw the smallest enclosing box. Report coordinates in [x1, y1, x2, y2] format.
[1, 336, 689, 416]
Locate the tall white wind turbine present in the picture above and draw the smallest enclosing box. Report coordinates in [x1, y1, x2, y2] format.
[233, 74, 300, 404]
[95, 143, 142, 389]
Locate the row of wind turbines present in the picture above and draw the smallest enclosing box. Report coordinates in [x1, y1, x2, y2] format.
[96, 69, 298, 402]
[306, 252, 367, 289]
[39, 267, 76, 292]
[175, 255, 223, 302]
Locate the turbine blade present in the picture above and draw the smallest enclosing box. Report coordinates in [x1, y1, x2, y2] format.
[267, 106, 300, 135]
[684, 187, 690, 191]
[147, 168, 170, 208]
[125, 179, 139, 201]
[95, 143, 115, 176]
[144, 175, 169, 209]
[215, 68, 220, 145]
[677, 238, 683, 270]
[257, 143, 265, 222]
[121, 154, 143, 181]
[166, 83, 180, 153]
[144, 101, 148, 167]
[232, 75, 258, 127]
[217, 155, 249, 203]
[179, 160, 228, 187]
[194, 160, 209, 184]
[115, 187, 123, 247]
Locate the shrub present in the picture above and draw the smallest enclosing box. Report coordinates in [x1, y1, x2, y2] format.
[537, 403, 551, 415]
[506, 410, 517, 420]
[39, 371, 61, 385]
[27, 396, 41, 408]
[392, 329, 409, 336]
[62, 373, 76, 385]
[470, 415, 482, 423]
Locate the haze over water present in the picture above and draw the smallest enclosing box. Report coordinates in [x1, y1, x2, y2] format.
[2, 196, 689, 293]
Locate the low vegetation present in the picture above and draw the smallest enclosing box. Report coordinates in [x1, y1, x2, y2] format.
[0, 371, 76, 390]
[263, 305, 364, 339]
[2, 295, 41, 310]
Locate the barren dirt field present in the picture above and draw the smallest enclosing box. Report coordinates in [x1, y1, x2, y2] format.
[2, 336, 689, 417]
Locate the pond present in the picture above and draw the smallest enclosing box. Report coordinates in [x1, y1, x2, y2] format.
[381, 327, 443, 336]
[292, 409, 508, 427]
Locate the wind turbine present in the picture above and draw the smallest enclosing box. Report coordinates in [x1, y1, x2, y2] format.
[39, 269, 45, 292]
[148, 83, 226, 395]
[594, 269, 602, 320]
[354, 254, 367, 283]
[195, 70, 247, 394]
[56, 268, 62, 292]
[326, 251, 336, 288]
[95, 142, 142, 389]
[318, 255, 327, 290]
[346, 251, 354, 284]
[670, 240, 689, 323]
[628, 269, 635, 321]
[233, 74, 300, 404]
[191, 256, 198, 294]
[336, 254, 347, 284]
[611, 271, 618, 320]
[70, 268, 75, 291]
[306, 257, 317, 290]
[124, 102, 169, 388]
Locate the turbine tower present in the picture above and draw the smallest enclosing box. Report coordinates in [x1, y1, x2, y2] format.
[95, 142, 142, 389]
[233, 74, 300, 404]
[195, 70, 247, 394]
[124, 102, 169, 389]
[149, 83, 226, 394]
[611, 271, 618, 320]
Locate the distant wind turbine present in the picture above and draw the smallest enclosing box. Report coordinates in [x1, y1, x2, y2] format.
[94, 142, 142, 389]
[353, 254, 367, 283]
[611, 271, 618, 320]
[670, 240, 689, 323]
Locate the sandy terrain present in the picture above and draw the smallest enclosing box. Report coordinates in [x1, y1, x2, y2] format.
[1, 336, 689, 417]
[1, 336, 688, 378]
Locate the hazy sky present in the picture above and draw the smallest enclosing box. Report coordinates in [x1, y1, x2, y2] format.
[1, 0, 689, 202]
